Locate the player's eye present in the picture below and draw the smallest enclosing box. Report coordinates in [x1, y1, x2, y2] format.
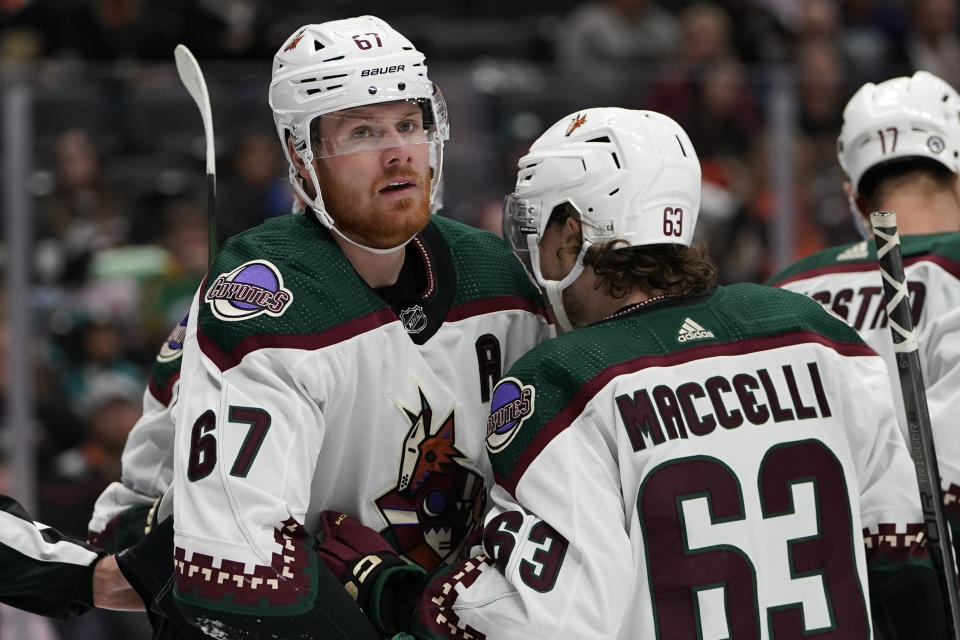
[397, 119, 421, 134]
[349, 125, 376, 139]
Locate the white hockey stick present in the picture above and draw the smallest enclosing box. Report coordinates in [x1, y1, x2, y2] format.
[174, 44, 218, 269]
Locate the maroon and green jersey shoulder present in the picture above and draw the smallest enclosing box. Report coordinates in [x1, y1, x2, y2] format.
[486, 283, 867, 487]
[766, 232, 960, 287]
[197, 213, 547, 371]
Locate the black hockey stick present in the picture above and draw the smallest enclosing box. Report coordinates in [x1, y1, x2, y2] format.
[871, 210, 960, 635]
[174, 44, 218, 270]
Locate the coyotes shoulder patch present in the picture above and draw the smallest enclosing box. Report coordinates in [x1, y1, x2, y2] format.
[205, 260, 294, 321]
[486, 377, 535, 453]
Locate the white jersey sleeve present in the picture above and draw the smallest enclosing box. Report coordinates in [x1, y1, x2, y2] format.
[88, 316, 186, 551]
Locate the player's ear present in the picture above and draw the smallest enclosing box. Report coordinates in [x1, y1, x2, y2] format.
[563, 216, 583, 249]
[844, 180, 870, 218]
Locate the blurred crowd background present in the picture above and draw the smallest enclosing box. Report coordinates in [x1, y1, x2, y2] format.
[0, 0, 958, 636]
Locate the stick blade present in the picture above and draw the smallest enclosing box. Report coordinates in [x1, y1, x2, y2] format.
[174, 44, 211, 114]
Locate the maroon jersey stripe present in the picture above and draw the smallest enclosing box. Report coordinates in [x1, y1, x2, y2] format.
[446, 295, 551, 323]
[198, 308, 398, 371]
[774, 253, 960, 287]
[148, 371, 181, 406]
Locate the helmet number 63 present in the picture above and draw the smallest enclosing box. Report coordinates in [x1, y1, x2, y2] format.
[352, 33, 383, 50]
[663, 207, 683, 237]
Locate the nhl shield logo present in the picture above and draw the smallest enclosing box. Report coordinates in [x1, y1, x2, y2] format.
[205, 260, 293, 322]
[399, 305, 427, 334]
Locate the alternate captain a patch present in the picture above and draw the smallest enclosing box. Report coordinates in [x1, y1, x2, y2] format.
[486, 377, 535, 453]
[205, 260, 293, 321]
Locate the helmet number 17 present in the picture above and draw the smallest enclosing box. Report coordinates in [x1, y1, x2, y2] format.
[878, 127, 898, 154]
[352, 33, 383, 50]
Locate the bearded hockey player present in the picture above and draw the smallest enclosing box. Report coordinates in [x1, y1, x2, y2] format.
[396, 108, 941, 639]
[167, 16, 552, 639]
[767, 71, 960, 550]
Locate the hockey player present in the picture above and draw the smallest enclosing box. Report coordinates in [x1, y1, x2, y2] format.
[766, 71, 960, 539]
[391, 108, 940, 639]
[168, 16, 552, 639]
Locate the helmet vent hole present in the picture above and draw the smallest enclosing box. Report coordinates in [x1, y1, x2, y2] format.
[675, 135, 687, 157]
[586, 136, 610, 143]
[306, 89, 322, 96]
[323, 74, 348, 80]
[314, 40, 325, 51]
[297, 78, 317, 83]
[611, 153, 621, 169]
[608, 188, 620, 196]
[944, 94, 950, 102]
[398, 82, 406, 90]
[322, 55, 345, 62]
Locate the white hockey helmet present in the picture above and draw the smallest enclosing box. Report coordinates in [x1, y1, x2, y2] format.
[838, 70, 960, 195]
[503, 108, 701, 330]
[268, 16, 449, 247]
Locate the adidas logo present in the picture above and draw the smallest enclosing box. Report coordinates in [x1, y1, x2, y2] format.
[837, 241, 868, 262]
[677, 317, 715, 343]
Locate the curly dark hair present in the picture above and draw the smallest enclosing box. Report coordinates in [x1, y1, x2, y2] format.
[585, 241, 718, 299]
[546, 202, 717, 299]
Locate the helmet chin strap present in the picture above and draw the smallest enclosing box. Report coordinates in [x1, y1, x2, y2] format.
[532, 241, 590, 334]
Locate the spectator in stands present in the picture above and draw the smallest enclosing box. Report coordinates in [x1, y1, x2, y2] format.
[906, 0, 960, 89]
[137, 197, 209, 348]
[646, 3, 740, 122]
[38, 129, 129, 276]
[556, 0, 677, 96]
[217, 131, 292, 242]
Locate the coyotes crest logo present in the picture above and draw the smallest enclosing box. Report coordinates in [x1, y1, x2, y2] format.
[376, 390, 486, 571]
[566, 113, 587, 136]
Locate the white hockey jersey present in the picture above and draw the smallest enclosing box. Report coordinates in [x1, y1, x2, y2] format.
[171, 213, 552, 637]
[767, 233, 960, 524]
[412, 284, 931, 640]
[87, 314, 185, 551]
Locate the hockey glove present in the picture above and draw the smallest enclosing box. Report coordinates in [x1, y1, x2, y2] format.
[315, 511, 427, 635]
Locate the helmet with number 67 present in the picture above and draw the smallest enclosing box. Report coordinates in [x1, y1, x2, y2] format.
[268, 16, 449, 230]
[838, 70, 960, 195]
[502, 108, 701, 319]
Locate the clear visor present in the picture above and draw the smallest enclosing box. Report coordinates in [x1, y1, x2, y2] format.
[502, 193, 542, 277]
[310, 94, 448, 159]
